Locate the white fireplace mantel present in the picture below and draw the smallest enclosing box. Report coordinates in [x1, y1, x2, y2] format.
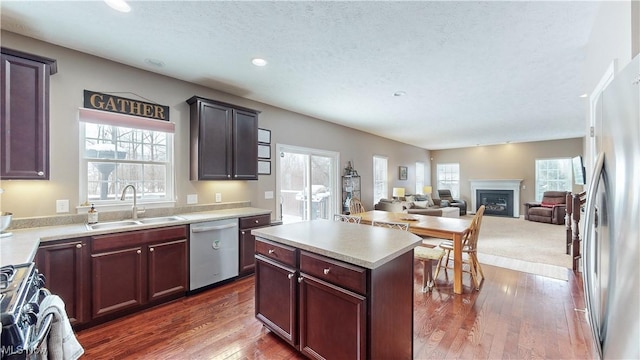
[469, 179, 523, 217]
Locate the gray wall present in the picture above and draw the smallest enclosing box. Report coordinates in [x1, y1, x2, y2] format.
[0, 31, 429, 219]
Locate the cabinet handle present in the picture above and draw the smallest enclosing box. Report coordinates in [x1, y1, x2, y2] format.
[288, 273, 294, 280]
[37, 171, 44, 176]
[75, 243, 82, 248]
[323, 268, 331, 275]
[268, 249, 275, 254]
[137, 250, 141, 254]
[298, 276, 303, 283]
[150, 247, 154, 252]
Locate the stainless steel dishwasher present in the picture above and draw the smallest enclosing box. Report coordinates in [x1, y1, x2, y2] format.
[189, 218, 239, 291]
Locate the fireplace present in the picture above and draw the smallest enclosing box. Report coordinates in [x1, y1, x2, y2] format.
[469, 179, 523, 217]
[477, 190, 514, 217]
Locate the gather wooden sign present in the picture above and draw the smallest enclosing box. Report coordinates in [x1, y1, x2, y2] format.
[83, 90, 170, 121]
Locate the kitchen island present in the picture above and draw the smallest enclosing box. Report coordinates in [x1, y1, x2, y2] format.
[251, 220, 422, 360]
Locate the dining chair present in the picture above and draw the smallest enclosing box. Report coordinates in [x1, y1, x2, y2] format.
[414, 245, 445, 292]
[436, 205, 486, 290]
[371, 220, 410, 231]
[348, 198, 366, 214]
[333, 214, 362, 224]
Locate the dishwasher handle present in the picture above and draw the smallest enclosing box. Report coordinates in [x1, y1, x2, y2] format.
[191, 223, 238, 233]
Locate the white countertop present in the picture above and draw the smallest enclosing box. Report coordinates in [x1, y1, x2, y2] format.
[0, 207, 271, 266]
[251, 220, 422, 269]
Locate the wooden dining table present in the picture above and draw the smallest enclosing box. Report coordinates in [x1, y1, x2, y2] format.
[357, 210, 472, 294]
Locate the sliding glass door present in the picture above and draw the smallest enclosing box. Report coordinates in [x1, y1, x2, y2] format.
[276, 144, 339, 224]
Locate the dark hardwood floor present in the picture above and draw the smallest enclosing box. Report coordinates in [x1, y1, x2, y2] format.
[76, 261, 597, 359]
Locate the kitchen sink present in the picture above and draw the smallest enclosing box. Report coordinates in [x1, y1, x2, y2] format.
[86, 220, 141, 231]
[137, 216, 185, 224]
[86, 216, 186, 231]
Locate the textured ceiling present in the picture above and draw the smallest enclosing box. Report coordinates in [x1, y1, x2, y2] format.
[0, 1, 600, 150]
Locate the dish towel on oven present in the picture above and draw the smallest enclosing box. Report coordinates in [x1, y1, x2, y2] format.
[36, 295, 84, 360]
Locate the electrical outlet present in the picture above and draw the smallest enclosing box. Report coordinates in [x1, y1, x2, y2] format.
[187, 194, 198, 204]
[265, 191, 274, 199]
[522, 185, 526, 190]
[215, 193, 222, 203]
[56, 199, 69, 213]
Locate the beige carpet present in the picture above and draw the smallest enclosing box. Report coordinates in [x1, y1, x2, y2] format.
[421, 215, 572, 281]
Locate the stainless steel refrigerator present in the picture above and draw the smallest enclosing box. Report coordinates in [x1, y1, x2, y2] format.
[584, 54, 639, 359]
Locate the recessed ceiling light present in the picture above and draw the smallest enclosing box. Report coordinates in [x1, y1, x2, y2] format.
[144, 58, 165, 68]
[579, 93, 588, 98]
[393, 91, 406, 97]
[252, 58, 267, 67]
[104, 0, 131, 13]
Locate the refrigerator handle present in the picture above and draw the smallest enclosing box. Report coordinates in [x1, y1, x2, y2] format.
[582, 151, 605, 358]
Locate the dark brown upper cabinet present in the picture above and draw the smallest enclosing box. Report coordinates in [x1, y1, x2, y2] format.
[1, 47, 57, 180]
[187, 96, 259, 180]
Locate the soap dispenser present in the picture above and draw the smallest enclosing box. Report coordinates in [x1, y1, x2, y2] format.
[88, 203, 99, 224]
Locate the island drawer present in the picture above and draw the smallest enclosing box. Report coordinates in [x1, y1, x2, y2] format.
[255, 238, 297, 267]
[300, 251, 367, 295]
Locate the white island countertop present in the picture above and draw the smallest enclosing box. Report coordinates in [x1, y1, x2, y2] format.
[251, 219, 422, 269]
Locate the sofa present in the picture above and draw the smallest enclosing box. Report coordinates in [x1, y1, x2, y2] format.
[374, 195, 452, 217]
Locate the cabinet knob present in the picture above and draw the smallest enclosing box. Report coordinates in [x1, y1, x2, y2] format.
[137, 250, 141, 254]
[298, 276, 303, 283]
[241, 231, 245, 235]
[37, 171, 44, 176]
[227, 175, 231, 179]
[150, 247, 154, 252]
[255, 220, 259, 223]
[76, 243, 82, 248]
[323, 268, 331, 275]
[268, 249, 275, 254]
[288, 273, 294, 280]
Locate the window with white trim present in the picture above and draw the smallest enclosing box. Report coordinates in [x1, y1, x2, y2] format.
[436, 163, 460, 198]
[415, 162, 425, 195]
[79, 109, 175, 208]
[535, 158, 571, 201]
[373, 155, 388, 204]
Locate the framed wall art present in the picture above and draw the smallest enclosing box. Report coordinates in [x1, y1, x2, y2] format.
[258, 128, 271, 144]
[399, 166, 408, 180]
[258, 144, 271, 159]
[258, 160, 271, 175]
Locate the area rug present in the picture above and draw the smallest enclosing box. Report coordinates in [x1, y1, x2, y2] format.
[421, 215, 572, 281]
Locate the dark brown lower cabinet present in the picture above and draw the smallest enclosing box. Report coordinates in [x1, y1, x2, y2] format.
[91, 226, 188, 321]
[91, 246, 144, 318]
[35, 237, 90, 325]
[299, 275, 366, 359]
[254, 237, 414, 360]
[239, 214, 271, 276]
[255, 255, 297, 345]
[147, 239, 188, 301]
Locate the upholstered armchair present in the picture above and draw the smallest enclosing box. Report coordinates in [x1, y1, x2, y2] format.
[437, 189, 467, 215]
[524, 191, 568, 225]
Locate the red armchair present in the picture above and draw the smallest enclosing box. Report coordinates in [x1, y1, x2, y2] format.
[524, 191, 568, 225]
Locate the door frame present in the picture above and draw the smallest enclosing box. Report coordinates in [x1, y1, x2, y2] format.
[275, 143, 340, 222]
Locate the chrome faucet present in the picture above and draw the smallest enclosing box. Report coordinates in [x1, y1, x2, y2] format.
[120, 184, 144, 219]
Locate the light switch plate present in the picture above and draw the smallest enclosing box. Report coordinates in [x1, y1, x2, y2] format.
[265, 191, 274, 199]
[215, 193, 222, 203]
[187, 194, 198, 204]
[56, 199, 69, 213]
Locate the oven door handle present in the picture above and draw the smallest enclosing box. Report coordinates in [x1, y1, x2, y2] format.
[27, 288, 54, 353]
[28, 312, 54, 353]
